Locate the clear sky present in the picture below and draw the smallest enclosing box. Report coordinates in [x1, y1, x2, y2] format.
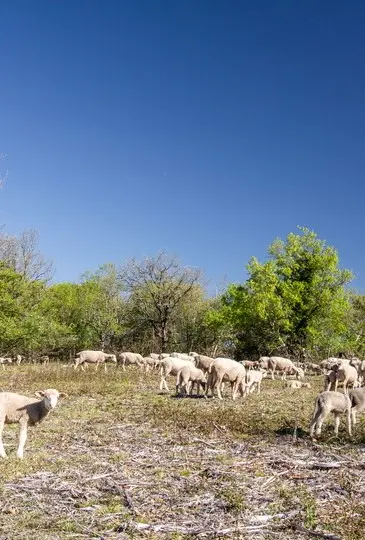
[1, 1, 364, 292]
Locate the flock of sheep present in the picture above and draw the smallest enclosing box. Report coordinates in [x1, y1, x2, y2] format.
[0, 349, 365, 459]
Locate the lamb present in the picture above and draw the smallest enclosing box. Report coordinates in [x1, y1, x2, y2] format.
[193, 354, 215, 373]
[244, 369, 265, 395]
[118, 352, 144, 371]
[285, 380, 311, 389]
[207, 357, 246, 400]
[74, 350, 117, 372]
[309, 391, 352, 437]
[159, 357, 194, 391]
[0, 389, 67, 458]
[175, 365, 207, 397]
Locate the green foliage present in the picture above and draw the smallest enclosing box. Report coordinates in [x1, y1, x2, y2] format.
[219, 227, 354, 358]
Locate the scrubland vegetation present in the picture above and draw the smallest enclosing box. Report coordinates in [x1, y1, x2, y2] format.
[0, 364, 363, 539]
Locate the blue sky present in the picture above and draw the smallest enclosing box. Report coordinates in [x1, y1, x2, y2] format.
[1, 1, 364, 292]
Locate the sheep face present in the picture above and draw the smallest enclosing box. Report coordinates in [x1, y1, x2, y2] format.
[35, 389, 68, 410]
[107, 354, 117, 363]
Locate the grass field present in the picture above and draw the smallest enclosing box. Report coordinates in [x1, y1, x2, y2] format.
[0, 364, 364, 539]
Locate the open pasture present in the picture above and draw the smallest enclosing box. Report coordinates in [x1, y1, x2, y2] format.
[0, 364, 364, 539]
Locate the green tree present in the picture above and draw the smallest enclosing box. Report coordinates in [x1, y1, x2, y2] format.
[221, 228, 353, 359]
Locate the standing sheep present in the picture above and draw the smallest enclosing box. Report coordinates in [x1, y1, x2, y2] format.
[207, 358, 246, 401]
[309, 391, 352, 438]
[74, 350, 117, 372]
[159, 357, 194, 391]
[118, 352, 145, 371]
[193, 354, 215, 373]
[176, 365, 207, 397]
[0, 389, 68, 458]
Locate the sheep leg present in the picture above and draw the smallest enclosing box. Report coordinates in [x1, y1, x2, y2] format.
[333, 412, 341, 436]
[104, 363, 107, 373]
[217, 377, 224, 400]
[334, 377, 339, 393]
[271, 367, 275, 380]
[309, 402, 325, 437]
[343, 378, 349, 394]
[17, 418, 28, 459]
[0, 417, 6, 458]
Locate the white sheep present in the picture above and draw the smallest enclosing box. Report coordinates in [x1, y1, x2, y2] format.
[74, 350, 117, 372]
[244, 369, 266, 395]
[171, 352, 194, 361]
[285, 380, 311, 389]
[309, 391, 352, 438]
[267, 357, 303, 380]
[333, 363, 358, 394]
[117, 352, 144, 371]
[143, 356, 160, 373]
[16, 354, 22, 365]
[350, 387, 365, 426]
[207, 357, 246, 401]
[159, 356, 194, 391]
[0, 389, 67, 458]
[193, 354, 215, 373]
[176, 365, 207, 397]
[258, 356, 270, 370]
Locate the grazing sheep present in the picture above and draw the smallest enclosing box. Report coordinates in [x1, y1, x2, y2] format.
[74, 350, 117, 372]
[241, 360, 255, 369]
[285, 380, 311, 389]
[159, 357, 194, 391]
[193, 354, 215, 373]
[143, 356, 160, 373]
[207, 357, 246, 401]
[307, 363, 322, 375]
[118, 352, 144, 371]
[267, 357, 301, 380]
[349, 387, 365, 426]
[245, 369, 265, 394]
[309, 391, 352, 438]
[176, 365, 207, 397]
[0, 357, 12, 370]
[0, 389, 68, 458]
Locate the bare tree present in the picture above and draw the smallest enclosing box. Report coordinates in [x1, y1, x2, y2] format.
[119, 252, 202, 352]
[0, 229, 54, 281]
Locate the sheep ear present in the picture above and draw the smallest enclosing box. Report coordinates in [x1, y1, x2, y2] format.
[35, 391, 45, 398]
[59, 392, 68, 398]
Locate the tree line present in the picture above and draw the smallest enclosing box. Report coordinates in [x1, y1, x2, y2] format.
[0, 226, 364, 362]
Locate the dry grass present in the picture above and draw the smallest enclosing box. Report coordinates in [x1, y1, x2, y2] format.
[0, 364, 364, 539]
